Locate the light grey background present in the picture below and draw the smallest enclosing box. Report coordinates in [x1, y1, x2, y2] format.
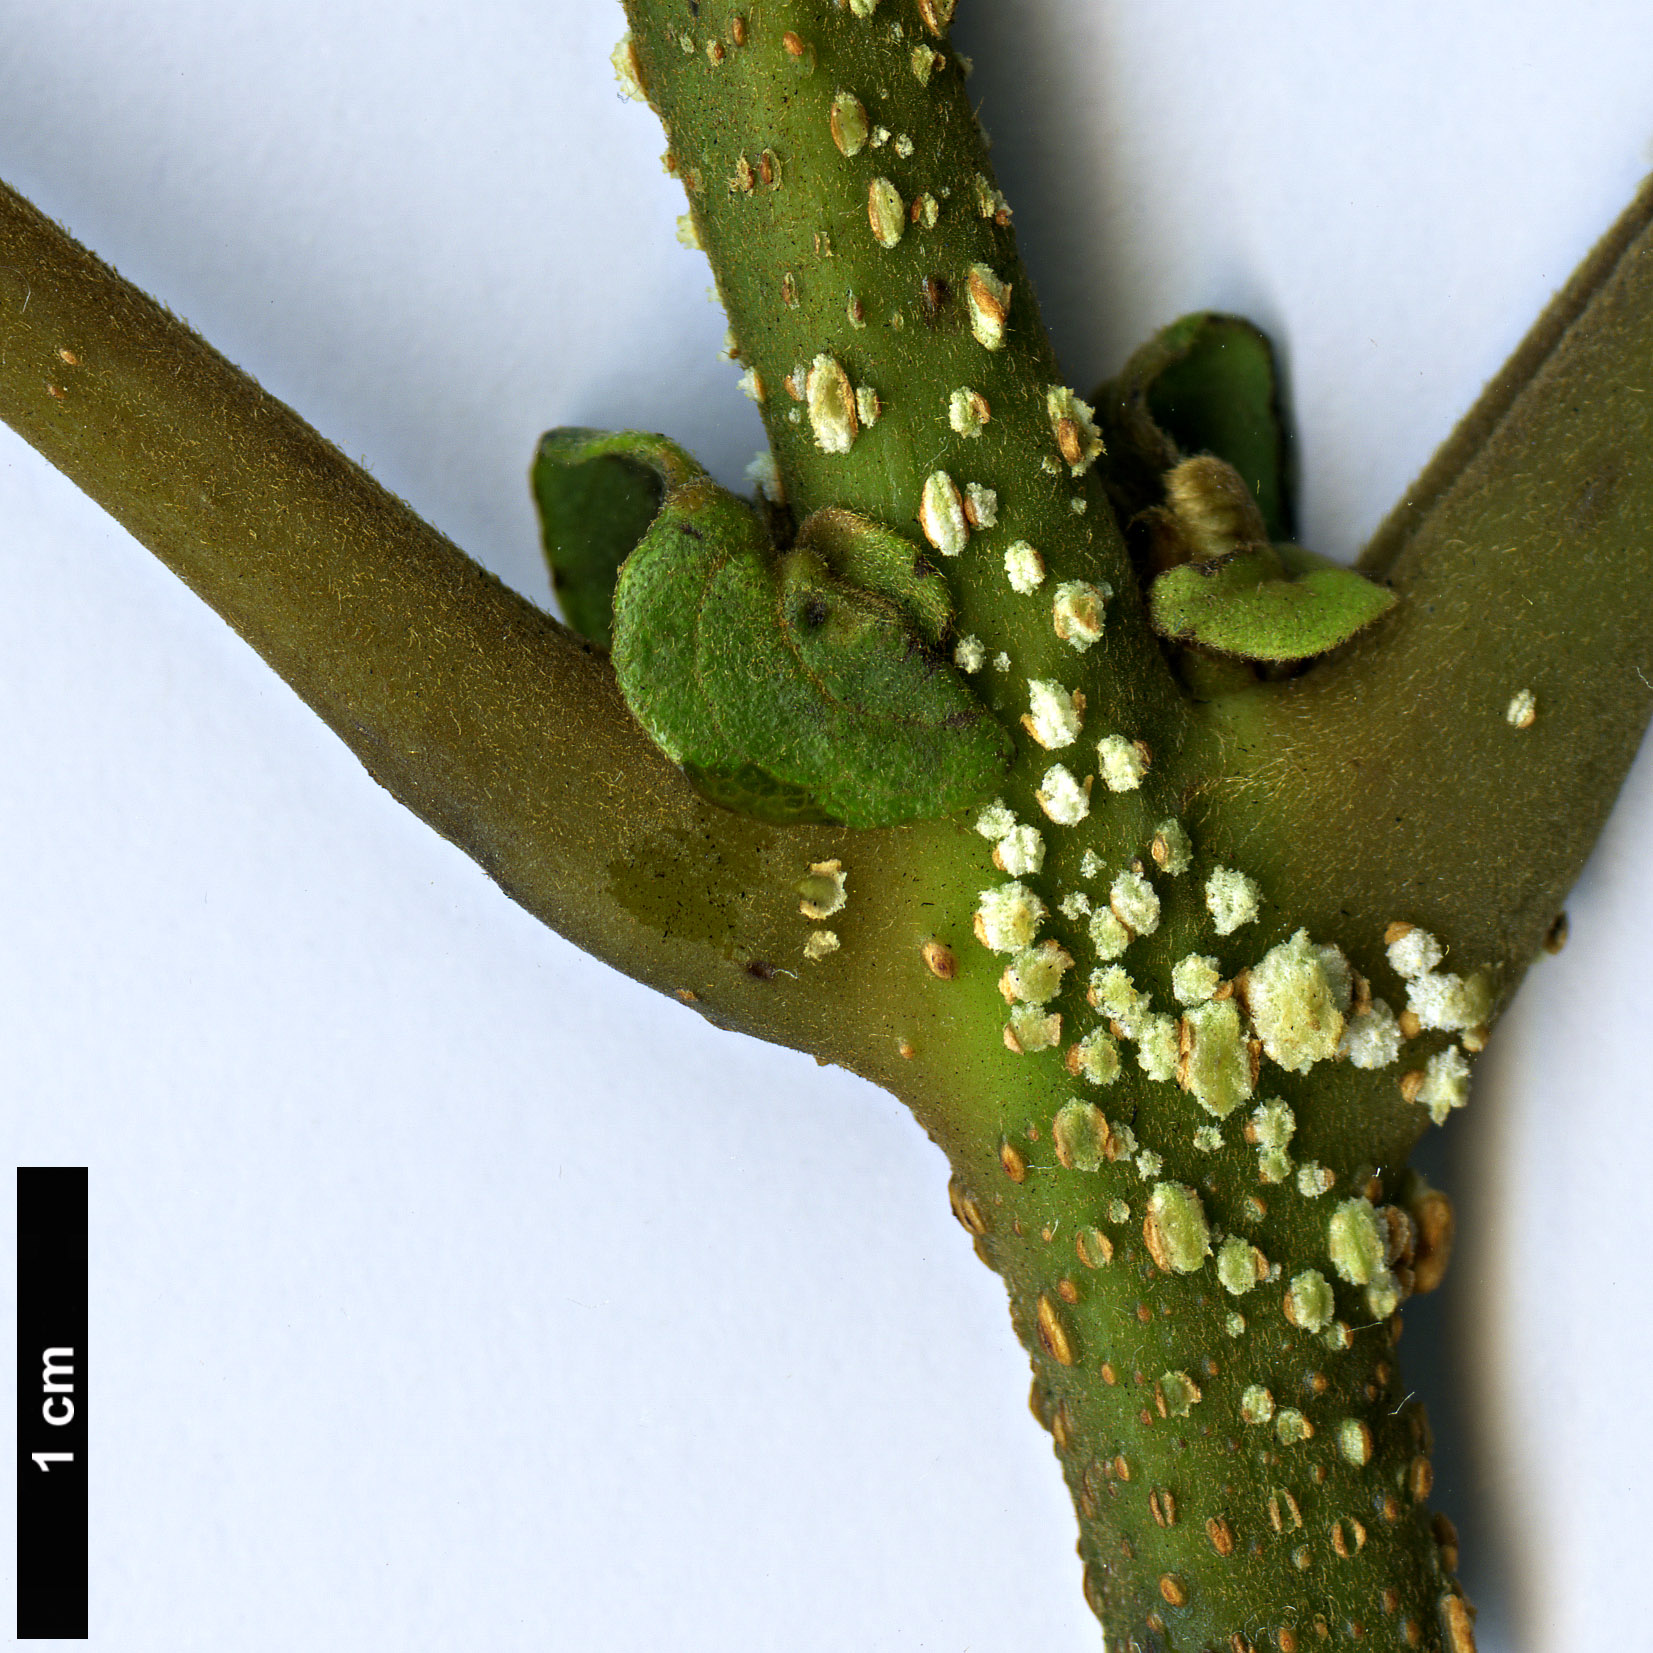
[2, 3, 1650, 1648]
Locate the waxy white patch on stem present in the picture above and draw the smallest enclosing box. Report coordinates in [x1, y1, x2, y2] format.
[966, 263, 1011, 349]
[805, 355, 858, 453]
[919, 471, 968, 557]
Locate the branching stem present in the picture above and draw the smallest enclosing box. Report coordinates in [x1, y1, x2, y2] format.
[6, 5, 1653, 1646]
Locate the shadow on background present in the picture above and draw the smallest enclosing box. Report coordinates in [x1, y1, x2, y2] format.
[954, 4, 1121, 379]
[1405, 1109, 1525, 1652]
[956, 5, 1521, 1646]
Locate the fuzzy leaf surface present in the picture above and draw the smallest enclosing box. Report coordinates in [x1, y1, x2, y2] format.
[532, 427, 703, 647]
[611, 478, 1010, 827]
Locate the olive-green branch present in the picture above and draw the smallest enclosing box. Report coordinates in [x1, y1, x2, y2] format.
[1191, 175, 1653, 991]
[0, 176, 836, 1048]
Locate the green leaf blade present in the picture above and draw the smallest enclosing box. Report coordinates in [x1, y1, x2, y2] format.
[611, 479, 1011, 827]
[1150, 552, 1397, 661]
[531, 427, 704, 649]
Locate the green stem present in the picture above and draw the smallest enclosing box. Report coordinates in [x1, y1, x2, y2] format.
[622, 6, 1492, 1649]
[623, 0, 1185, 745]
[7, 6, 1653, 1648]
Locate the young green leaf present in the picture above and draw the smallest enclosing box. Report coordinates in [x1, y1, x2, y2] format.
[531, 427, 703, 648]
[611, 476, 1011, 827]
[1097, 311, 1294, 540]
[1150, 544, 1397, 661]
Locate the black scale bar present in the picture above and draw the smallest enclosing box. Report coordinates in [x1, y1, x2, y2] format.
[16, 1167, 88, 1639]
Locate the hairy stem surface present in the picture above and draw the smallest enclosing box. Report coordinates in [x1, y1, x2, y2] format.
[6, 3, 1653, 1646]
